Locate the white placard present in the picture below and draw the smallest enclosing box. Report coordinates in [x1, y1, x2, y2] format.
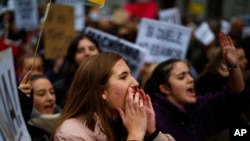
[0, 48, 31, 141]
[136, 18, 192, 63]
[84, 27, 147, 79]
[14, 0, 39, 29]
[159, 7, 181, 24]
[56, 0, 85, 31]
[243, 27, 250, 38]
[194, 22, 215, 46]
[0, 6, 9, 15]
[242, 15, 250, 37]
[221, 20, 231, 35]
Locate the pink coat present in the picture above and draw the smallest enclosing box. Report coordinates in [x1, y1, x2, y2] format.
[54, 116, 175, 141]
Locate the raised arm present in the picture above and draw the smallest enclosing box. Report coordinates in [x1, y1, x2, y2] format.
[219, 32, 245, 93]
[18, 71, 32, 96]
[18, 71, 33, 124]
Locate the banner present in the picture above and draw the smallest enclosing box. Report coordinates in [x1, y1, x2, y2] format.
[84, 27, 147, 79]
[44, 3, 75, 59]
[136, 18, 192, 63]
[0, 48, 31, 141]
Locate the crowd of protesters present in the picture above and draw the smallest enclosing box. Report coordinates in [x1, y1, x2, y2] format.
[1, 1, 250, 141]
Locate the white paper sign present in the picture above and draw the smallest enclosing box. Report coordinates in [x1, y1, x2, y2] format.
[159, 7, 181, 24]
[242, 15, 250, 37]
[0, 48, 31, 141]
[14, 0, 39, 29]
[221, 20, 231, 35]
[84, 27, 147, 79]
[136, 18, 192, 63]
[56, 0, 85, 31]
[194, 22, 215, 46]
[243, 27, 250, 38]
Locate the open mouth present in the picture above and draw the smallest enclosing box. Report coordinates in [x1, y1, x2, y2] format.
[187, 87, 195, 96]
[44, 104, 54, 113]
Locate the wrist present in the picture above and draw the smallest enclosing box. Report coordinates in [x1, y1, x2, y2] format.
[127, 132, 144, 141]
[145, 129, 159, 141]
[228, 62, 240, 72]
[146, 127, 156, 136]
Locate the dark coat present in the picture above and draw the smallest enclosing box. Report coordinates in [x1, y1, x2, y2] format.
[53, 74, 74, 108]
[18, 89, 33, 126]
[153, 84, 250, 141]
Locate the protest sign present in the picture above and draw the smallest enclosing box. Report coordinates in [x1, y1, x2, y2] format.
[56, 0, 85, 31]
[242, 15, 250, 37]
[14, 0, 39, 29]
[221, 20, 231, 35]
[0, 48, 31, 141]
[44, 3, 75, 59]
[84, 27, 147, 79]
[159, 7, 181, 24]
[136, 18, 192, 63]
[194, 22, 215, 46]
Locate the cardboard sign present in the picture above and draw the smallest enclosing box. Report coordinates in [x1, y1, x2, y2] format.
[159, 7, 181, 24]
[14, 0, 39, 29]
[136, 18, 192, 63]
[44, 3, 75, 59]
[56, 0, 85, 31]
[84, 27, 147, 79]
[194, 22, 215, 46]
[0, 48, 31, 141]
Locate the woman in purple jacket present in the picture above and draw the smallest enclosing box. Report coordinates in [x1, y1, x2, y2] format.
[144, 32, 249, 141]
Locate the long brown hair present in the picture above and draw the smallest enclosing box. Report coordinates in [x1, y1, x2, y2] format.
[61, 33, 101, 76]
[52, 52, 127, 141]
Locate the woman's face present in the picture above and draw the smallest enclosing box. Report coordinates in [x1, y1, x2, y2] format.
[167, 62, 196, 109]
[32, 78, 56, 114]
[102, 59, 139, 111]
[75, 38, 99, 66]
[22, 56, 43, 75]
